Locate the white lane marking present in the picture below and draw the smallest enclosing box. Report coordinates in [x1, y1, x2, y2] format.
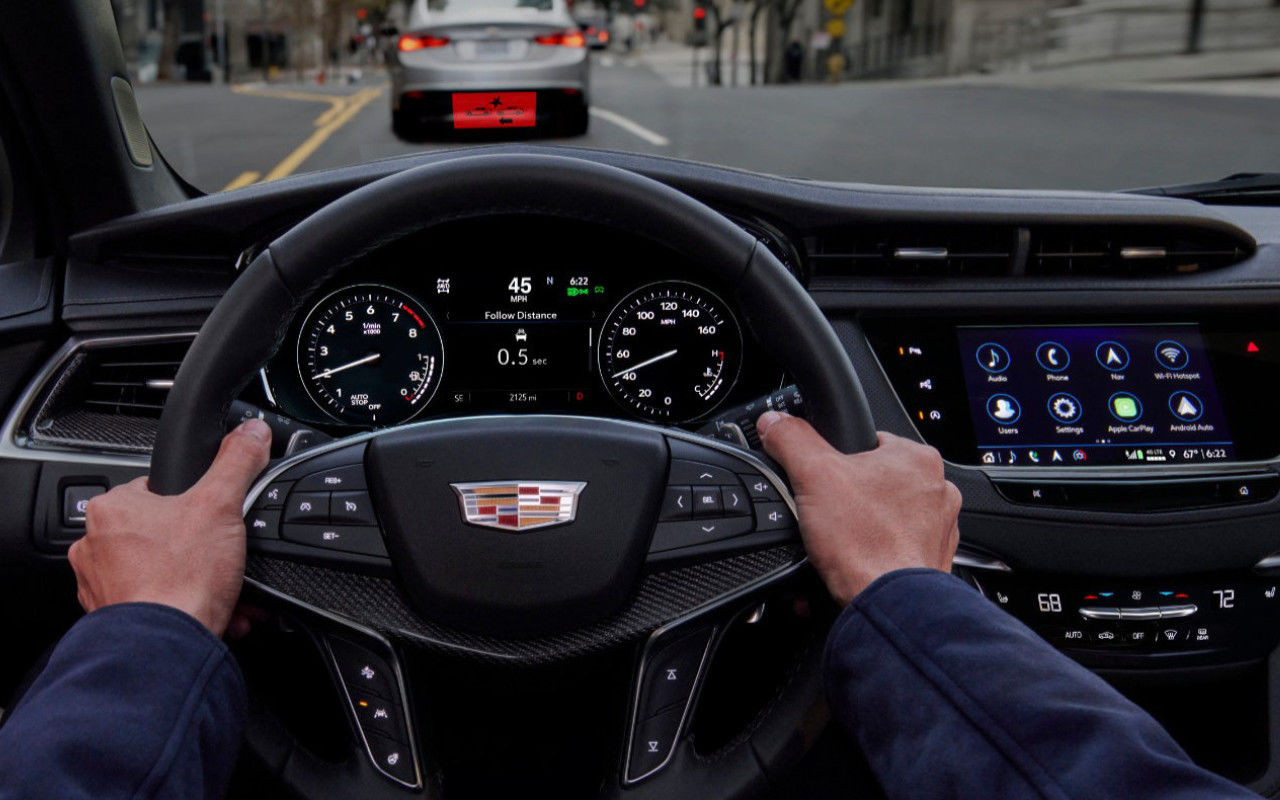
[589, 106, 670, 146]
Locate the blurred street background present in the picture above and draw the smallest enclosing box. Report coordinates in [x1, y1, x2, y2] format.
[112, 0, 1280, 191]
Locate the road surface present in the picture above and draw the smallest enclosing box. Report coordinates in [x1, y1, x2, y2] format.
[134, 52, 1280, 194]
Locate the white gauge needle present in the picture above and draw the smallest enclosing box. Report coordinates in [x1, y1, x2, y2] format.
[312, 353, 380, 380]
[613, 349, 678, 379]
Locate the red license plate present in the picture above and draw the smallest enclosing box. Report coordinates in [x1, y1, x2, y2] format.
[451, 92, 537, 129]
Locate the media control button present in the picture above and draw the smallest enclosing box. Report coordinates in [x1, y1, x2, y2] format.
[740, 475, 781, 502]
[1096, 341, 1130, 371]
[692, 487, 723, 517]
[754, 502, 796, 531]
[661, 486, 693, 520]
[1036, 341, 1070, 372]
[668, 460, 737, 487]
[975, 342, 1011, 374]
[649, 518, 753, 552]
[721, 485, 750, 516]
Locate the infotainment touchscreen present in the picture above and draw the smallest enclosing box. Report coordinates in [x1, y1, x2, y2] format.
[955, 324, 1236, 467]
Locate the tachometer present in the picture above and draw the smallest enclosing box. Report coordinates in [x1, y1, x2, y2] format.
[598, 281, 742, 422]
[298, 285, 444, 425]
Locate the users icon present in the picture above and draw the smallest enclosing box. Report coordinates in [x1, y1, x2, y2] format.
[986, 394, 1022, 425]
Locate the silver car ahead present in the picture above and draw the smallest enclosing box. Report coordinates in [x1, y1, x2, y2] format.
[390, 0, 590, 138]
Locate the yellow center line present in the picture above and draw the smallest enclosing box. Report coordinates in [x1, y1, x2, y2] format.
[222, 170, 262, 191]
[261, 87, 384, 183]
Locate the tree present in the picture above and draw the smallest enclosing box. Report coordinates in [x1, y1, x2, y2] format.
[156, 0, 184, 80]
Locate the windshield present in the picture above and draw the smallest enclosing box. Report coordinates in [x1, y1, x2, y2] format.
[116, 0, 1280, 193]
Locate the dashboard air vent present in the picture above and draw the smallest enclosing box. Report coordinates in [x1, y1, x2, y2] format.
[805, 225, 1018, 279]
[1027, 226, 1250, 277]
[24, 336, 193, 455]
[805, 223, 1253, 282]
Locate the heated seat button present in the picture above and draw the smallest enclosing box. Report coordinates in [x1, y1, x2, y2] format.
[351, 692, 406, 740]
[661, 486, 692, 520]
[327, 637, 396, 700]
[295, 464, 366, 493]
[282, 524, 388, 557]
[244, 509, 281, 539]
[627, 706, 683, 782]
[330, 491, 378, 526]
[284, 492, 329, 522]
[365, 731, 416, 784]
[692, 487, 723, 517]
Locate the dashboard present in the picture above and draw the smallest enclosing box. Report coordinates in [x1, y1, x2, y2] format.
[260, 218, 782, 431]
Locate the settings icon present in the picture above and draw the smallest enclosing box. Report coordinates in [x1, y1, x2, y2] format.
[1048, 393, 1083, 423]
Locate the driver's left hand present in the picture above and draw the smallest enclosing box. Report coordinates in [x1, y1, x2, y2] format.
[67, 419, 272, 637]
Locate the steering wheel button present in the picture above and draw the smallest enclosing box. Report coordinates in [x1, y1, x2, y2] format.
[327, 637, 396, 699]
[282, 524, 389, 557]
[721, 486, 750, 516]
[692, 487, 724, 517]
[251, 481, 293, 509]
[753, 502, 796, 532]
[741, 475, 781, 502]
[650, 517, 753, 552]
[351, 692, 407, 741]
[661, 486, 693, 521]
[669, 459, 737, 487]
[330, 491, 378, 526]
[365, 730, 417, 785]
[284, 492, 330, 523]
[627, 705, 683, 782]
[639, 629, 711, 716]
[295, 464, 367, 493]
[244, 509, 281, 540]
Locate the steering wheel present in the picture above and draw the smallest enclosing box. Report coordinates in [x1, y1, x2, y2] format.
[151, 153, 877, 799]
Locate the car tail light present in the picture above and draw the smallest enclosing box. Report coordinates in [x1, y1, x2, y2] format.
[535, 30, 586, 47]
[398, 33, 450, 51]
[599, 30, 610, 42]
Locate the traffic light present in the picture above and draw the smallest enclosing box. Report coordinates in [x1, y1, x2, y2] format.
[693, 4, 707, 32]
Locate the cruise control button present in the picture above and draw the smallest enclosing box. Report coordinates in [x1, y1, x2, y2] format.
[252, 481, 293, 509]
[330, 491, 378, 525]
[366, 730, 416, 784]
[244, 509, 281, 540]
[692, 487, 723, 517]
[281, 524, 388, 557]
[660, 487, 692, 521]
[328, 637, 395, 699]
[740, 475, 780, 502]
[628, 706, 682, 782]
[284, 492, 329, 523]
[295, 464, 366, 492]
[721, 485, 750, 516]
[754, 502, 796, 531]
[650, 517, 753, 552]
[668, 460, 737, 487]
[351, 692, 406, 740]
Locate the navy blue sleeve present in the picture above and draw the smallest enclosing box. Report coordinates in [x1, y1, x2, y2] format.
[824, 568, 1259, 800]
[0, 602, 247, 800]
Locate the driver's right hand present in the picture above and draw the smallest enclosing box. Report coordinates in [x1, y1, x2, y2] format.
[757, 412, 961, 606]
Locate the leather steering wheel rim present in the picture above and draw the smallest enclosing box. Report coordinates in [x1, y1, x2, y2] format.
[150, 152, 878, 799]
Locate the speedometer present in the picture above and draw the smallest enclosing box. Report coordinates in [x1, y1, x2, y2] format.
[298, 285, 444, 425]
[598, 281, 742, 422]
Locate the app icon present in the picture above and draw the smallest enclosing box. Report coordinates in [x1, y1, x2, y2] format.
[1047, 392, 1083, 423]
[985, 394, 1021, 424]
[1096, 341, 1130, 371]
[1154, 340, 1189, 370]
[1109, 392, 1143, 421]
[976, 342, 1011, 374]
[1029, 450, 1040, 463]
[1168, 391, 1204, 421]
[1036, 341, 1070, 372]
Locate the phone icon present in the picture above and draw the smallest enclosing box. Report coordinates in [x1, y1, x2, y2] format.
[1036, 341, 1070, 372]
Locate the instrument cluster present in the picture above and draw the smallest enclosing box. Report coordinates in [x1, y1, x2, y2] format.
[262, 219, 781, 429]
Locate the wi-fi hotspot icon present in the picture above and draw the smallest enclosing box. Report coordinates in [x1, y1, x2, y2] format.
[1160, 346, 1183, 365]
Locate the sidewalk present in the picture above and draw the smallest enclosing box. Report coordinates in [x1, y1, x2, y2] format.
[611, 39, 760, 89]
